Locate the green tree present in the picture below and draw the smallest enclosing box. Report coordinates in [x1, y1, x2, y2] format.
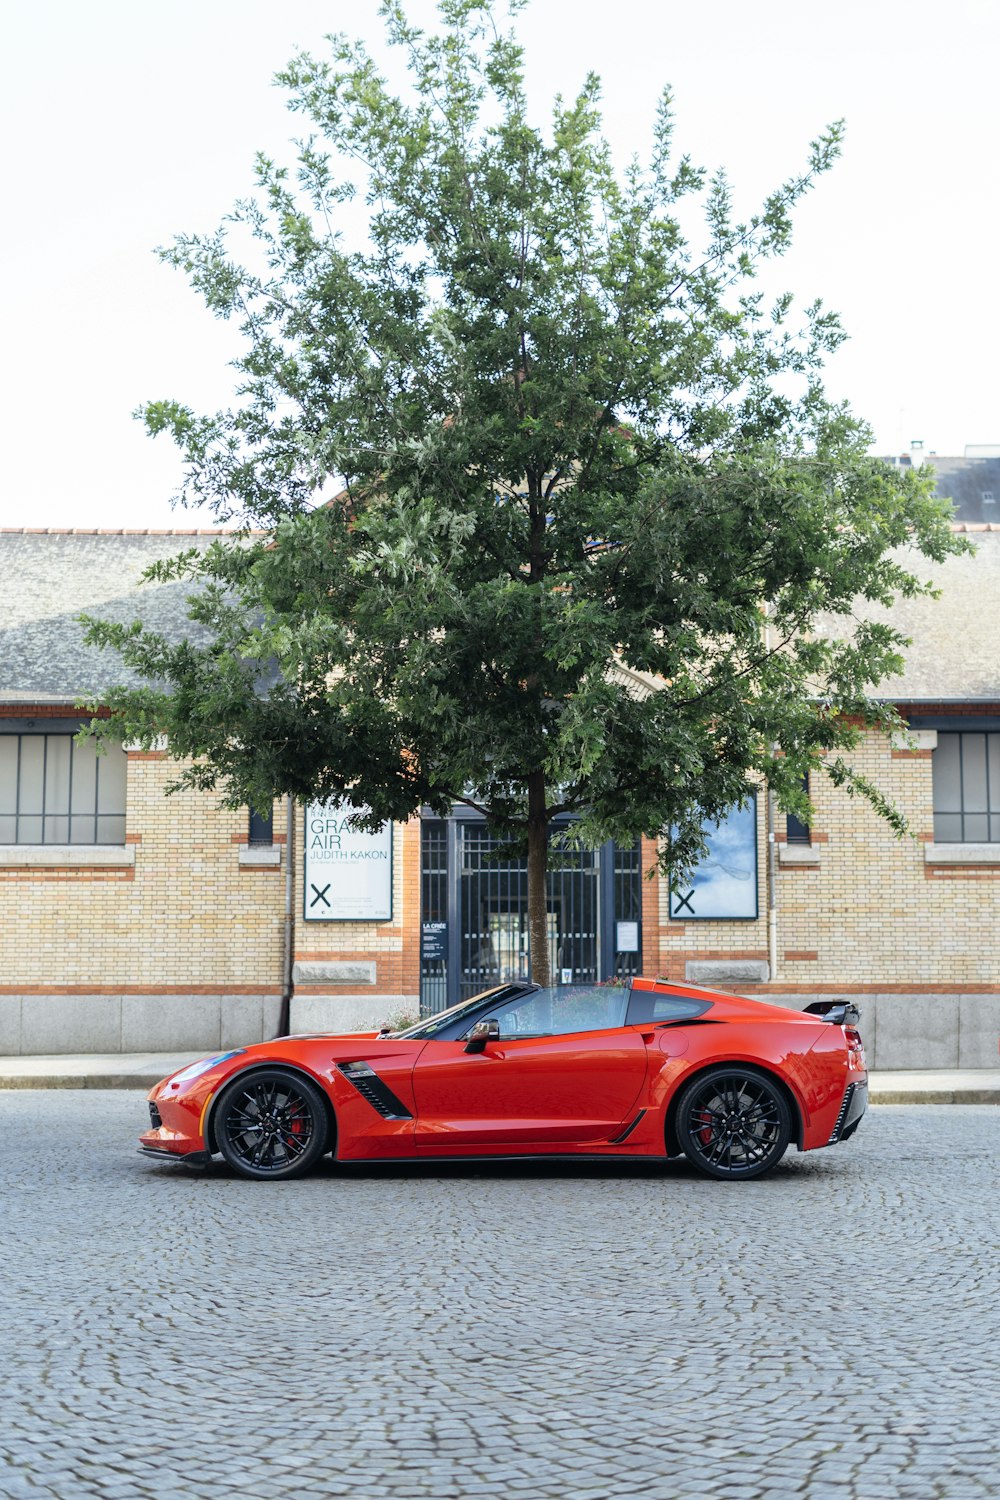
[85, 0, 964, 986]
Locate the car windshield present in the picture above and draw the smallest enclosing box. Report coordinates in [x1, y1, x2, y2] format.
[392, 985, 530, 1040]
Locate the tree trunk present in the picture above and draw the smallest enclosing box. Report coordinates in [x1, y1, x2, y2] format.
[526, 771, 550, 987]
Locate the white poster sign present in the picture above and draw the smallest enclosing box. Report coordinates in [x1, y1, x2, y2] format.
[616, 920, 639, 953]
[303, 801, 393, 921]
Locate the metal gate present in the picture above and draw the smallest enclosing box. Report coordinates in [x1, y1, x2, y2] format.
[420, 814, 642, 1014]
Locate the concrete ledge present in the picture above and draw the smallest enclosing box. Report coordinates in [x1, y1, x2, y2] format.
[924, 843, 1000, 865]
[293, 961, 377, 986]
[0, 844, 135, 867]
[778, 845, 821, 866]
[685, 960, 770, 984]
[890, 729, 938, 752]
[239, 846, 281, 867]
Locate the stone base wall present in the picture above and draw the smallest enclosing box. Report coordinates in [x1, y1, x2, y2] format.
[0, 994, 283, 1056]
[288, 993, 421, 1035]
[0, 986, 994, 1068]
[761, 992, 1000, 1070]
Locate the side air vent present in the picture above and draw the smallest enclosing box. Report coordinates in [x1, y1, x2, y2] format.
[828, 1084, 856, 1144]
[337, 1062, 413, 1120]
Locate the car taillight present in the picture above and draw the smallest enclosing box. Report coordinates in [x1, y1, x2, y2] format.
[845, 1027, 864, 1054]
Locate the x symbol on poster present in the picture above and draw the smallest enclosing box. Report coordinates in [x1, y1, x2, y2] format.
[674, 890, 695, 915]
[310, 883, 332, 909]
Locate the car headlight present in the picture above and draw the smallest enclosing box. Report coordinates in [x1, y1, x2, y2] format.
[169, 1050, 246, 1085]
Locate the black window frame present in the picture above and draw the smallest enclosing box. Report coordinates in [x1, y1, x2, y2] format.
[785, 773, 811, 846]
[248, 804, 274, 846]
[0, 720, 127, 846]
[931, 730, 1000, 844]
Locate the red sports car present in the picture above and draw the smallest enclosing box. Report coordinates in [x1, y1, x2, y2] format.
[139, 978, 868, 1182]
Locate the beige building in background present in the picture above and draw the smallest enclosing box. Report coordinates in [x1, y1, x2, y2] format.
[1, 517, 998, 1068]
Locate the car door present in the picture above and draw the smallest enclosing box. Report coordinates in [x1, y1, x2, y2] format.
[411, 985, 648, 1150]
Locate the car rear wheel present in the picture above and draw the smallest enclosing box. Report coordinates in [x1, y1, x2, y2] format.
[214, 1069, 329, 1181]
[676, 1067, 791, 1181]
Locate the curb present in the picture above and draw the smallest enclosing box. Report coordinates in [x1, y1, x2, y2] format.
[0, 1074, 163, 1090]
[870, 1088, 1000, 1106]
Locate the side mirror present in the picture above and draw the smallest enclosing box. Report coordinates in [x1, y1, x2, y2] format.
[464, 1018, 500, 1054]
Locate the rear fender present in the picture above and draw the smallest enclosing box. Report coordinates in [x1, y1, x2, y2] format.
[663, 1058, 806, 1156]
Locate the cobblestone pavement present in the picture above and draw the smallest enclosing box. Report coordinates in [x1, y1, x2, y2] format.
[1, 1093, 998, 1500]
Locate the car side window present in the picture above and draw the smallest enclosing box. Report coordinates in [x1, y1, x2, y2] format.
[624, 991, 711, 1025]
[490, 985, 629, 1038]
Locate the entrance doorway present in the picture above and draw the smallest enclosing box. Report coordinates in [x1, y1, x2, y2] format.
[419, 814, 642, 1014]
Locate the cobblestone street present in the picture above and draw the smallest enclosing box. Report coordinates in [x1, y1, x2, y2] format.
[1, 1092, 997, 1500]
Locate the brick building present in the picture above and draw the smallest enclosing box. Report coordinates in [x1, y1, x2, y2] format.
[1, 518, 998, 1068]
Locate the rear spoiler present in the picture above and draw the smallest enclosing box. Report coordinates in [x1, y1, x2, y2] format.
[803, 1000, 861, 1027]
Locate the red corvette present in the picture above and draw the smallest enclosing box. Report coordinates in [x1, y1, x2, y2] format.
[140, 978, 868, 1182]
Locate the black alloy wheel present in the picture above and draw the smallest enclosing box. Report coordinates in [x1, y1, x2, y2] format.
[676, 1067, 791, 1181]
[214, 1069, 329, 1180]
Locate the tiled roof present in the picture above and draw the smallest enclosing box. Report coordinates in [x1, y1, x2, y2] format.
[0, 530, 252, 705]
[814, 529, 1000, 702]
[1, 519, 997, 709]
[927, 455, 1000, 525]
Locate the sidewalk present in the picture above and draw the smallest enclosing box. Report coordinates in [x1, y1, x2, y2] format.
[0, 1053, 998, 1103]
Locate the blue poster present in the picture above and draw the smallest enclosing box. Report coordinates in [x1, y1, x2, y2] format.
[669, 800, 759, 920]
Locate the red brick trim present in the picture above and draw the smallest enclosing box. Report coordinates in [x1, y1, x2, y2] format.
[0, 984, 284, 995]
[127, 750, 168, 761]
[296, 949, 401, 962]
[754, 983, 1000, 994]
[0, 869, 134, 882]
[0, 527, 264, 536]
[400, 817, 421, 999]
[666, 949, 769, 959]
[891, 748, 933, 760]
[295, 986, 400, 996]
[784, 951, 818, 962]
[125, 833, 143, 844]
[895, 701, 1000, 718]
[640, 836, 660, 976]
[0, 704, 112, 718]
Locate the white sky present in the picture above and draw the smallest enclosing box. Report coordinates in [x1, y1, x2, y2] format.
[2, 0, 998, 531]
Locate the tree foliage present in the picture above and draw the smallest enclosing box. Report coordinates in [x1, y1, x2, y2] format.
[85, 0, 965, 984]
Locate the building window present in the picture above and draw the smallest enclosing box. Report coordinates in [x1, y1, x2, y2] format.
[0, 733, 126, 845]
[933, 732, 1000, 843]
[248, 805, 274, 845]
[786, 774, 811, 845]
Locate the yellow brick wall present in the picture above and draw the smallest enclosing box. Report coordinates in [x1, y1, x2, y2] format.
[5, 733, 997, 1000]
[656, 732, 1000, 991]
[0, 753, 287, 992]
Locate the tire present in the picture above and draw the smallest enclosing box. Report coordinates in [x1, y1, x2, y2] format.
[676, 1067, 791, 1181]
[213, 1068, 329, 1181]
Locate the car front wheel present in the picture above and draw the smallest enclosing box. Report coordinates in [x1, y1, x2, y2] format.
[676, 1067, 791, 1181]
[214, 1069, 329, 1180]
